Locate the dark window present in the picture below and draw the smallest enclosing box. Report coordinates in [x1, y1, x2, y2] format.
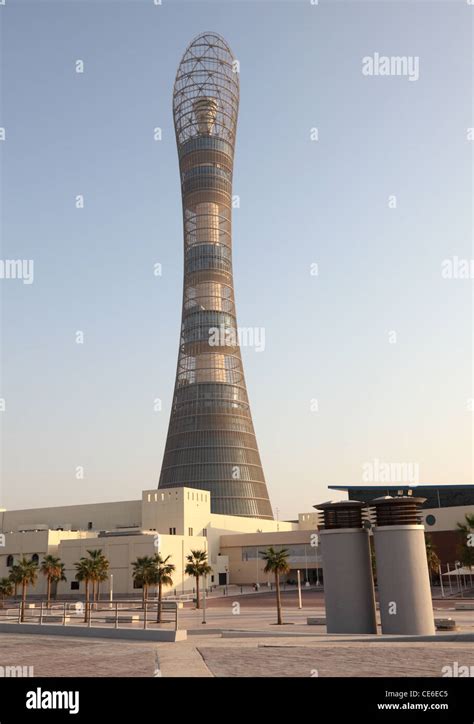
[87, 522, 93, 530]
[347, 487, 474, 509]
[169, 527, 176, 535]
[70, 581, 79, 590]
[6, 555, 13, 567]
[133, 580, 143, 589]
[179, 136, 233, 158]
[437, 489, 474, 508]
[31, 554, 39, 564]
[425, 514, 436, 526]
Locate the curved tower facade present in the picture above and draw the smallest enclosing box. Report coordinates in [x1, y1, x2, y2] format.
[158, 32, 273, 519]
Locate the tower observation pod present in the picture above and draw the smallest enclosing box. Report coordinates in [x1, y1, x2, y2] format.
[371, 496, 435, 635]
[315, 501, 377, 634]
[158, 32, 273, 519]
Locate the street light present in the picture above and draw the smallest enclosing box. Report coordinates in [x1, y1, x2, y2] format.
[297, 570, 302, 609]
[202, 574, 207, 624]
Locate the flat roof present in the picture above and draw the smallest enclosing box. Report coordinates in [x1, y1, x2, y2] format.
[329, 484, 474, 491]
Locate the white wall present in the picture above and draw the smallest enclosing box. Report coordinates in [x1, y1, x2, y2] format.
[1, 500, 141, 533]
[421, 505, 474, 532]
[58, 532, 209, 596]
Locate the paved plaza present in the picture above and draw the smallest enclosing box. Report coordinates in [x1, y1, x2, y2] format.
[0, 590, 473, 677]
[1, 632, 473, 678]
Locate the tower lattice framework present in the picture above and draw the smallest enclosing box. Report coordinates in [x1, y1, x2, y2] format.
[158, 32, 273, 519]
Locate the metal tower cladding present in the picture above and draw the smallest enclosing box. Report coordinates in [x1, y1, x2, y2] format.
[158, 32, 274, 519]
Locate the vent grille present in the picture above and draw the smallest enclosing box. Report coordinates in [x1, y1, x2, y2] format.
[315, 501, 369, 530]
[370, 496, 426, 526]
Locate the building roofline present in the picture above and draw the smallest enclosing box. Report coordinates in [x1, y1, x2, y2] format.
[329, 484, 474, 491]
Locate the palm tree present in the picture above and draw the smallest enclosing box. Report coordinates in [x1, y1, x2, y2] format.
[425, 534, 440, 582]
[15, 556, 38, 622]
[131, 556, 156, 607]
[262, 547, 290, 625]
[456, 514, 474, 572]
[51, 562, 67, 600]
[40, 555, 64, 608]
[75, 557, 96, 622]
[95, 566, 109, 603]
[185, 550, 212, 610]
[9, 565, 23, 598]
[153, 554, 175, 623]
[0, 578, 13, 608]
[86, 549, 109, 602]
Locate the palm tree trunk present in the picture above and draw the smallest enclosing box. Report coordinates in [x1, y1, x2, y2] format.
[97, 581, 100, 602]
[157, 581, 162, 623]
[47, 576, 51, 608]
[195, 576, 200, 609]
[275, 572, 282, 625]
[143, 584, 148, 608]
[21, 582, 27, 622]
[84, 580, 89, 623]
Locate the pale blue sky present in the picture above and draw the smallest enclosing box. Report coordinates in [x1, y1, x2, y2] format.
[0, 0, 472, 518]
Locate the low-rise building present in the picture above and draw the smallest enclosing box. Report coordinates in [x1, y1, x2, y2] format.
[0, 487, 305, 597]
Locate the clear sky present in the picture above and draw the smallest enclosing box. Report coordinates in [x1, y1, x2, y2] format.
[0, 0, 472, 518]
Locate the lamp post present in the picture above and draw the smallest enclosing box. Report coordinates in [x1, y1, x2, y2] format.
[456, 561, 464, 598]
[438, 564, 444, 597]
[297, 569, 302, 609]
[181, 539, 185, 594]
[202, 574, 207, 624]
[0, 509, 6, 552]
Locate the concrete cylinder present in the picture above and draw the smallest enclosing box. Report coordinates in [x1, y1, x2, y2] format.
[374, 524, 435, 635]
[319, 528, 377, 634]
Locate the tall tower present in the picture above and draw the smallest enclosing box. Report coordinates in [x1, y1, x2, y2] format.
[158, 32, 273, 519]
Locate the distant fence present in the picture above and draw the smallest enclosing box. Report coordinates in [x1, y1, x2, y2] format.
[434, 563, 474, 598]
[0, 600, 181, 631]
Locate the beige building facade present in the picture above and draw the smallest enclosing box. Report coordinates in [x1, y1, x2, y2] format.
[0, 487, 310, 597]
